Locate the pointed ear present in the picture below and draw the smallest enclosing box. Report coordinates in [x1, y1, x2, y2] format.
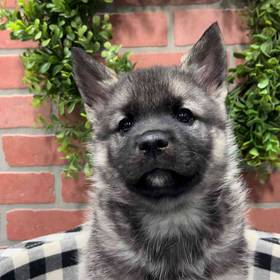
[180, 23, 227, 96]
[71, 47, 117, 109]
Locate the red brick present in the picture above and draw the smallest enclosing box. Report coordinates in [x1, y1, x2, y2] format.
[245, 172, 280, 203]
[0, 56, 25, 89]
[7, 209, 86, 240]
[2, 0, 17, 8]
[2, 135, 66, 166]
[174, 9, 249, 46]
[131, 52, 184, 68]
[249, 208, 280, 233]
[131, 50, 232, 69]
[61, 173, 90, 203]
[111, 12, 167, 47]
[0, 30, 37, 49]
[0, 173, 55, 204]
[0, 95, 51, 128]
[115, 0, 218, 5]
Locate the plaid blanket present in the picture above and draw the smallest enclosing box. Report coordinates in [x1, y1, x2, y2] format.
[0, 227, 279, 279]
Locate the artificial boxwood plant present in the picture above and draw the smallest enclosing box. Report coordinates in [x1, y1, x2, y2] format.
[227, 0, 280, 180]
[0, 0, 133, 177]
[1, 0, 279, 181]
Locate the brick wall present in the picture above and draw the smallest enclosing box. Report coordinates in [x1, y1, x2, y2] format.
[0, 0, 279, 246]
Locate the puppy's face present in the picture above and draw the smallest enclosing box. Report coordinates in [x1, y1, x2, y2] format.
[72, 23, 228, 200]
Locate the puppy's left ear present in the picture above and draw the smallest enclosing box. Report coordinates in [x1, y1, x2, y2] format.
[180, 22, 227, 98]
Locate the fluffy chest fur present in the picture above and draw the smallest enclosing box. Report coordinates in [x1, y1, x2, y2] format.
[83, 161, 248, 280]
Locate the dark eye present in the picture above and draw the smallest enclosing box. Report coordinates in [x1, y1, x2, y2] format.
[176, 108, 194, 124]
[118, 115, 134, 132]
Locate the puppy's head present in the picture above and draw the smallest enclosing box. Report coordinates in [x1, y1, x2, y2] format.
[72, 23, 228, 201]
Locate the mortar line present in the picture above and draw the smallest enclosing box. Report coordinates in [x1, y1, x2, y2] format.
[0, 49, 26, 55]
[250, 202, 280, 208]
[0, 204, 88, 211]
[53, 167, 63, 208]
[0, 89, 30, 95]
[166, 6, 174, 49]
[0, 128, 54, 135]
[226, 46, 234, 68]
[0, 166, 64, 173]
[120, 43, 248, 53]
[0, 136, 9, 170]
[0, 204, 7, 246]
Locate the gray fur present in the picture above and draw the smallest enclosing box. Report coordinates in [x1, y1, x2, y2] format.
[72, 23, 249, 280]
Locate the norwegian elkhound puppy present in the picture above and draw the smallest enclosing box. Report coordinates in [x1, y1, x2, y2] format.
[72, 22, 249, 280]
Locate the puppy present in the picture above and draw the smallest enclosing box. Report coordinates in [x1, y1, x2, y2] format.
[72, 22, 249, 280]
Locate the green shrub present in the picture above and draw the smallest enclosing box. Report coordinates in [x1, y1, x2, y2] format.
[227, 0, 280, 180]
[0, 0, 133, 177]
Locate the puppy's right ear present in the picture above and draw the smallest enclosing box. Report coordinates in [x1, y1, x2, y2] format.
[71, 47, 117, 109]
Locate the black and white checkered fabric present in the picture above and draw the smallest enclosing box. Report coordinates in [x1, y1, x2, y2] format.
[0, 227, 280, 279]
[0, 226, 84, 280]
[246, 230, 280, 279]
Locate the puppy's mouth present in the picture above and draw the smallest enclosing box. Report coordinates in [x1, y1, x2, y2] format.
[130, 168, 200, 199]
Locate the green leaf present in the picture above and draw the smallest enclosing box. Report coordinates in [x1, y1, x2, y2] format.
[42, 38, 51, 47]
[39, 62, 51, 73]
[32, 97, 42, 107]
[67, 102, 76, 114]
[257, 79, 269, 89]
[267, 57, 278, 65]
[34, 31, 42, 40]
[249, 148, 259, 158]
[104, 41, 111, 49]
[92, 15, 100, 26]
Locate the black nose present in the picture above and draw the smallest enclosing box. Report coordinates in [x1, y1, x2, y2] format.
[137, 130, 169, 155]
